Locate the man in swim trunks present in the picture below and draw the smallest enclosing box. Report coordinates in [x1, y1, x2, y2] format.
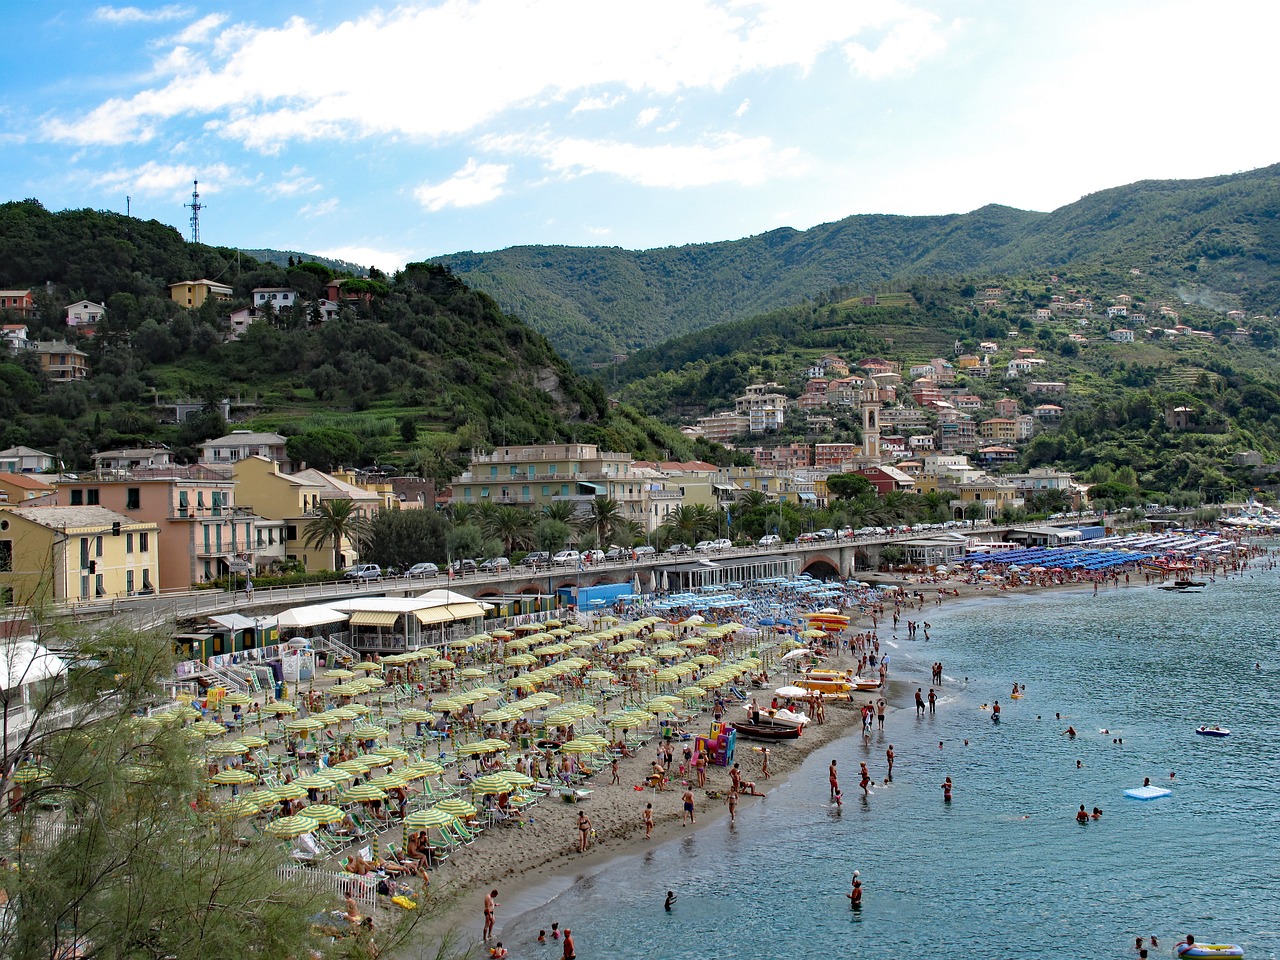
[1076, 805, 1088, 823]
[941, 777, 952, 801]
[642, 802, 653, 839]
[681, 788, 695, 825]
[915, 688, 925, 716]
[886, 745, 894, 781]
[829, 760, 839, 800]
[483, 889, 498, 940]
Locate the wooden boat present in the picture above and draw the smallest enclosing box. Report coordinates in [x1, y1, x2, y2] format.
[741, 704, 809, 728]
[731, 718, 801, 741]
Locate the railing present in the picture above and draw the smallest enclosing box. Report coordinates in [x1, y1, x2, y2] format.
[278, 864, 379, 908]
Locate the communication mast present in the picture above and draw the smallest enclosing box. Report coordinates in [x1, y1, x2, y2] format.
[184, 180, 204, 243]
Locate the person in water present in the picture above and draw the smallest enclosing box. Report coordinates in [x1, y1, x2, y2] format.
[847, 875, 863, 909]
[941, 777, 952, 802]
[664, 890, 676, 911]
[1076, 805, 1089, 823]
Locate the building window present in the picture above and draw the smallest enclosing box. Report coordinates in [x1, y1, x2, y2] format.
[178, 490, 189, 517]
[80, 538, 90, 568]
[80, 575, 89, 600]
[0, 539, 10, 573]
[94, 574, 104, 597]
[127, 570, 134, 593]
[126, 487, 141, 510]
[95, 536, 103, 557]
[87, 489, 100, 505]
[286, 525, 297, 541]
[139, 532, 149, 553]
[70, 490, 84, 505]
[142, 570, 152, 590]
[126, 533, 134, 554]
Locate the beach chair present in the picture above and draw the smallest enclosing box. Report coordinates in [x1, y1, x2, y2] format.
[290, 832, 324, 863]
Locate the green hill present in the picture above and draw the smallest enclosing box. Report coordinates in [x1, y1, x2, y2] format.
[0, 201, 709, 480]
[433, 164, 1280, 369]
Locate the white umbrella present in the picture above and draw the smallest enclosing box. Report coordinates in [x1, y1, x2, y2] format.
[775, 685, 808, 698]
[780, 648, 811, 663]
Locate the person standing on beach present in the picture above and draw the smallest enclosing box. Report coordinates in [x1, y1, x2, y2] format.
[829, 759, 840, 800]
[483, 889, 499, 940]
[915, 689, 925, 716]
[761, 748, 771, 780]
[886, 745, 894, 781]
[695, 750, 707, 788]
[727, 786, 738, 823]
[577, 810, 592, 853]
[876, 698, 886, 730]
[610, 756, 620, 785]
[642, 802, 653, 839]
[681, 788, 696, 825]
[928, 688, 937, 715]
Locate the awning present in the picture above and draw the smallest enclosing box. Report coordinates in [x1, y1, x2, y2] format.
[798, 492, 818, 501]
[209, 613, 274, 631]
[0, 641, 67, 692]
[414, 602, 488, 625]
[349, 610, 401, 628]
[577, 481, 606, 494]
[276, 606, 350, 629]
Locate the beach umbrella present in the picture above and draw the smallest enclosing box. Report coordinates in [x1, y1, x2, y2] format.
[220, 692, 253, 707]
[345, 703, 372, 716]
[491, 629, 514, 639]
[211, 798, 262, 820]
[677, 686, 707, 699]
[191, 720, 228, 738]
[434, 797, 477, 818]
[339, 783, 387, 804]
[353, 661, 383, 672]
[470, 773, 514, 794]
[234, 735, 269, 749]
[774, 685, 808, 698]
[367, 773, 409, 791]
[504, 653, 537, 666]
[273, 782, 308, 801]
[11, 765, 51, 784]
[328, 706, 360, 720]
[207, 741, 250, 759]
[324, 669, 355, 679]
[270, 702, 299, 715]
[265, 815, 319, 839]
[318, 767, 356, 784]
[242, 788, 281, 808]
[432, 698, 463, 713]
[351, 724, 390, 740]
[292, 773, 340, 791]
[459, 668, 488, 679]
[399, 709, 435, 724]
[284, 718, 325, 734]
[653, 670, 680, 683]
[430, 659, 456, 671]
[209, 769, 258, 786]
[300, 803, 345, 824]
[607, 714, 645, 730]
[404, 807, 456, 830]
[586, 669, 617, 681]
[374, 744, 410, 761]
[404, 759, 445, 778]
[334, 757, 378, 774]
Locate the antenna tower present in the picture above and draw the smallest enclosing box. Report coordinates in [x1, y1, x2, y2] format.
[185, 180, 204, 243]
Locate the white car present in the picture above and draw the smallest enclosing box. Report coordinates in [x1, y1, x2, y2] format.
[581, 549, 605, 564]
[553, 549, 581, 565]
[712, 538, 732, 550]
[694, 540, 717, 553]
[758, 534, 782, 547]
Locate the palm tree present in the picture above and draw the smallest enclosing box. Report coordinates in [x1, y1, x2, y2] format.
[662, 505, 713, 546]
[615, 518, 645, 547]
[739, 490, 768, 512]
[578, 496, 623, 548]
[302, 499, 371, 571]
[541, 500, 577, 525]
[482, 505, 535, 556]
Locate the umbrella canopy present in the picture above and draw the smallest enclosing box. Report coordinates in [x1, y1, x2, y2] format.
[11, 765, 51, 784]
[404, 807, 456, 829]
[607, 714, 645, 729]
[433, 797, 477, 817]
[367, 773, 409, 791]
[207, 741, 251, 759]
[324, 669, 355, 679]
[273, 782, 308, 801]
[318, 767, 356, 783]
[211, 798, 262, 820]
[677, 686, 707, 699]
[470, 773, 515, 794]
[191, 720, 228, 738]
[269, 702, 299, 715]
[399, 709, 435, 724]
[209, 769, 258, 786]
[351, 724, 390, 740]
[774, 685, 808, 698]
[403, 759, 445, 777]
[338, 783, 387, 803]
[353, 662, 383, 672]
[284, 718, 325, 734]
[299, 803, 345, 824]
[233, 735, 269, 749]
[265, 815, 319, 838]
[292, 773, 340, 790]
[220, 692, 253, 707]
[241, 788, 281, 807]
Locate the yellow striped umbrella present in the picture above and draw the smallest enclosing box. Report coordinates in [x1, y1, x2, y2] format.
[284, 718, 325, 734]
[207, 741, 250, 758]
[433, 797, 477, 817]
[677, 686, 707, 699]
[11, 765, 51, 784]
[192, 720, 227, 737]
[470, 773, 515, 794]
[242, 788, 281, 808]
[404, 807, 456, 829]
[270, 702, 299, 715]
[211, 798, 262, 820]
[234, 735, 269, 749]
[324, 668, 355, 679]
[430, 659, 456, 671]
[273, 782, 308, 801]
[265, 815, 319, 838]
[339, 783, 387, 803]
[209, 769, 258, 785]
[318, 766, 356, 783]
[404, 759, 445, 777]
[373, 745, 409, 761]
[353, 662, 383, 672]
[351, 724, 390, 740]
[292, 773, 340, 790]
[334, 757, 378, 774]
[220, 692, 253, 706]
[399, 709, 435, 724]
[299, 803, 345, 824]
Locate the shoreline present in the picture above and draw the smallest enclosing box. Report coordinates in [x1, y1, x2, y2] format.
[416, 571, 1158, 951]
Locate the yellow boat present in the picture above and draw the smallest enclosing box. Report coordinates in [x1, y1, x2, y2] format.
[796, 669, 858, 696]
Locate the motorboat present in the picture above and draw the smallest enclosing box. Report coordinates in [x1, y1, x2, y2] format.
[795, 669, 858, 696]
[742, 704, 809, 728]
[853, 676, 882, 692]
[730, 718, 802, 741]
[1195, 725, 1230, 737]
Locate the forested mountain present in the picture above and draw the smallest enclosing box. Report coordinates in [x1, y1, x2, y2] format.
[432, 164, 1280, 369]
[239, 248, 368, 276]
[0, 202, 711, 480]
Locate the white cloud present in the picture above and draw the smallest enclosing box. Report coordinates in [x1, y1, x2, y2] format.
[300, 198, 338, 217]
[47, 1, 950, 149]
[317, 245, 413, 272]
[169, 13, 228, 44]
[843, 10, 947, 80]
[487, 131, 807, 189]
[572, 93, 626, 114]
[94, 4, 193, 24]
[734, 98, 751, 118]
[273, 166, 320, 197]
[636, 108, 661, 128]
[414, 159, 510, 212]
[90, 160, 240, 199]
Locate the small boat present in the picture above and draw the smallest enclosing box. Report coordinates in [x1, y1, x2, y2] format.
[1195, 725, 1231, 737]
[853, 676, 881, 692]
[731, 718, 801, 742]
[741, 704, 809, 728]
[796, 669, 857, 696]
[1176, 943, 1243, 958]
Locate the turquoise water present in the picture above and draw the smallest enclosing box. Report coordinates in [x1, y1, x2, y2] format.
[502, 564, 1280, 959]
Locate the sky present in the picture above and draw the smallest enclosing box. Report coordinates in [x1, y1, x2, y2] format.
[4, 0, 1279, 271]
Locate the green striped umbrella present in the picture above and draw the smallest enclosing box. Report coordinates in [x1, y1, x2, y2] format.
[265, 815, 319, 838]
[469, 773, 514, 794]
[399, 709, 434, 724]
[272, 782, 307, 800]
[210, 797, 262, 820]
[318, 766, 356, 783]
[351, 724, 390, 739]
[241, 788, 281, 808]
[207, 741, 250, 758]
[292, 773, 339, 791]
[234, 735, 269, 749]
[402, 806, 456, 848]
[373, 745, 409, 761]
[433, 797, 476, 817]
[284, 717, 324, 734]
[209, 769, 258, 786]
[338, 783, 387, 803]
[298, 803, 345, 824]
[11, 765, 51, 784]
[192, 720, 227, 737]
[334, 757, 377, 774]
[403, 759, 444, 778]
[270, 702, 299, 715]
[221, 692, 253, 707]
[367, 773, 408, 791]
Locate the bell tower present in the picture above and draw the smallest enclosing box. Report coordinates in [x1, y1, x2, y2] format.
[862, 402, 881, 463]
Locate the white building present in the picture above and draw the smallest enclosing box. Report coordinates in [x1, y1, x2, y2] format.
[65, 299, 106, 332]
[252, 288, 299, 312]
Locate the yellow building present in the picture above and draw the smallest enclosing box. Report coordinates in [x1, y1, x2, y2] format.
[0, 505, 160, 604]
[0, 472, 53, 505]
[232, 457, 381, 570]
[168, 279, 233, 309]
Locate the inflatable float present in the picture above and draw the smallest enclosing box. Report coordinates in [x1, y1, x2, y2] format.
[1124, 784, 1172, 800]
[1195, 725, 1230, 737]
[1176, 943, 1243, 958]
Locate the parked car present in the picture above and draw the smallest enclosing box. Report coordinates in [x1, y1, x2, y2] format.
[343, 563, 382, 580]
[796, 532, 819, 542]
[552, 549, 581, 565]
[664, 542, 692, 555]
[633, 545, 657, 557]
[758, 534, 782, 546]
[694, 540, 716, 553]
[479, 557, 511, 572]
[405, 562, 439, 578]
[521, 551, 550, 566]
[815, 528, 836, 540]
[581, 549, 605, 564]
[449, 558, 478, 575]
[712, 538, 733, 551]
[604, 546, 628, 561]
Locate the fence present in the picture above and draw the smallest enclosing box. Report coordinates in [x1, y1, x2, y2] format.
[278, 863, 380, 909]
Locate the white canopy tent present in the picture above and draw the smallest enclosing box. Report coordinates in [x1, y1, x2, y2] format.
[274, 606, 350, 629]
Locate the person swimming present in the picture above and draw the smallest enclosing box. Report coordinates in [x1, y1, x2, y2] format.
[664, 890, 676, 911]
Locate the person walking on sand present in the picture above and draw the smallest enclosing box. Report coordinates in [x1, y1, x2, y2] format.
[682, 788, 696, 825]
[483, 889, 499, 940]
[886, 744, 895, 781]
[761, 748, 771, 780]
[610, 756, 620, 785]
[727, 786, 738, 823]
[829, 759, 840, 800]
[642, 801, 653, 839]
[695, 750, 707, 788]
[577, 810, 592, 853]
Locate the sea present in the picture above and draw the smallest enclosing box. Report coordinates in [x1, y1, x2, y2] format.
[500, 558, 1280, 960]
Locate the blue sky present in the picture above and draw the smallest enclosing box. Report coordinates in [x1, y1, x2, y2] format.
[5, 1, 1278, 271]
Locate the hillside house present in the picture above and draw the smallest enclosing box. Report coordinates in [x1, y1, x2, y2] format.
[1108, 329, 1135, 343]
[1015, 415, 1036, 441]
[252, 288, 298, 312]
[168, 279, 233, 309]
[1106, 305, 1129, 318]
[0, 447, 56, 474]
[993, 397, 1019, 418]
[1033, 404, 1063, 421]
[33, 341, 89, 381]
[65, 299, 105, 334]
[1027, 381, 1066, 397]
[2, 324, 30, 352]
[0, 290, 37, 318]
[198, 431, 290, 469]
